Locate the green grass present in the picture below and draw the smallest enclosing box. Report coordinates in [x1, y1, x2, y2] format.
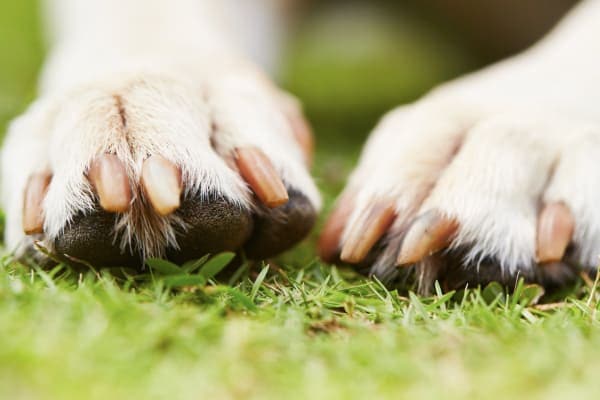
[1, 1, 600, 399]
[1, 257, 599, 399]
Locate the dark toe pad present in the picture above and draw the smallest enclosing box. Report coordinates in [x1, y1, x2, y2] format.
[167, 195, 253, 264]
[244, 188, 317, 259]
[53, 210, 141, 268]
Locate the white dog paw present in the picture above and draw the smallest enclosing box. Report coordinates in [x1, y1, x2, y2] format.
[2, 68, 320, 267]
[320, 99, 600, 291]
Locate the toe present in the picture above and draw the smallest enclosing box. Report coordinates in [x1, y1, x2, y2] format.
[415, 116, 558, 274]
[542, 129, 600, 269]
[329, 103, 469, 277]
[206, 75, 321, 259]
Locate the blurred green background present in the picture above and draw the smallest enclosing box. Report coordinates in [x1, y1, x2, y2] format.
[0, 1, 474, 145]
[0, 0, 578, 139]
[0, 0, 43, 130]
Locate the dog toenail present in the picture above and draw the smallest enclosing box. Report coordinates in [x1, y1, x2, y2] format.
[396, 210, 458, 266]
[235, 147, 289, 208]
[340, 201, 396, 264]
[141, 155, 182, 216]
[88, 154, 132, 213]
[23, 172, 52, 235]
[536, 202, 574, 263]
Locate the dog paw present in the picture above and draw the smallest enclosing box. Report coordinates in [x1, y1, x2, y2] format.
[2, 67, 320, 268]
[319, 100, 600, 292]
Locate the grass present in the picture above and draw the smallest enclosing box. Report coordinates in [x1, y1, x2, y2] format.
[1, 1, 600, 399]
[1, 257, 599, 399]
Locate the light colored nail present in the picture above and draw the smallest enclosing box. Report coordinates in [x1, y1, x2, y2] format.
[141, 155, 182, 216]
[536, 202, 574, 263]
[396, 210, 458, 266]
[23, 173, 51, 234]
[88, 154, 132, 213]
[289, 115, 315, 165]
[235, 147, 289, 208]
[340, 201, 396, 264]
[318, 194, 354, 262]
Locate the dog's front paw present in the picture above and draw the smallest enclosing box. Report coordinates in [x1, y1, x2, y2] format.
[320, 100, 600, 292]
[2, 68, 320, 267]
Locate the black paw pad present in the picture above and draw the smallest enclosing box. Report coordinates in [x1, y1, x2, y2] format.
[167, 195, 253, 264]
[53, 210, 141, 268]
[244, 188, 317, 259]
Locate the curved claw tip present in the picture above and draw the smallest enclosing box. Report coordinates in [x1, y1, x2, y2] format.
[536, 202, 574, 264]
[235, 147, 289, 208]
[339, 201, 396, 264]
[396, 210, 458, 267]
[23, 172, 52, 235]
[88, 154, 132, 213]
[141, 155, 183, 216]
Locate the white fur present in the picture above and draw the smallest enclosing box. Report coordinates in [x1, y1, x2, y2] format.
[345, 0, 600, 275]
[1, 0, 319, 258]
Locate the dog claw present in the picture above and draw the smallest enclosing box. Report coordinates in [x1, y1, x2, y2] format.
[318, 194, 354, 263]
[235, 147, 289, 208]
[88, 154, 132, 213]
[141, 155, 182, 216]
[396, 210, 458, 266]
[23, 172, 51, 234]
[340, 201, 396, 264]
[536, 202, 574, 263]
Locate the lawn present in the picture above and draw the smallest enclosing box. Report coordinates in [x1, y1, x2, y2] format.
[1, 2, 599, 399]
